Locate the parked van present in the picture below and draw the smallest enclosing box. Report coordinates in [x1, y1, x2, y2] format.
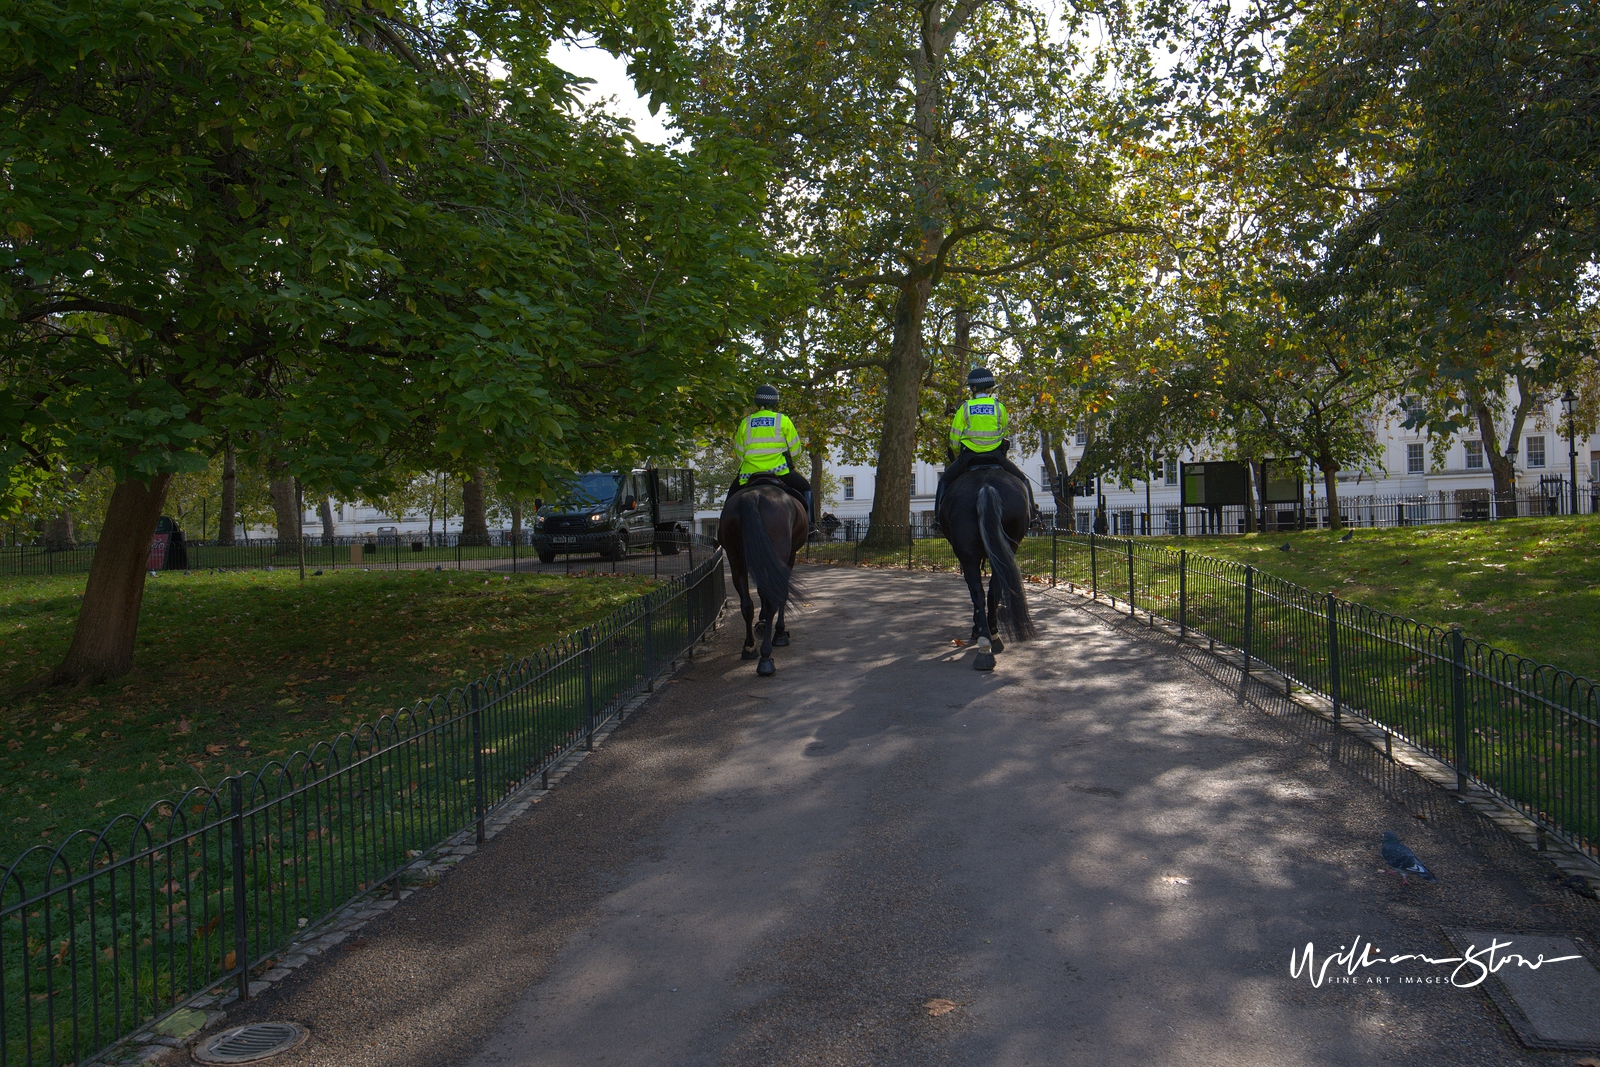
[531, 468, 695, 563]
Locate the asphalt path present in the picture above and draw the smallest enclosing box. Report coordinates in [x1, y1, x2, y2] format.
[232, 566, 1599, 1067]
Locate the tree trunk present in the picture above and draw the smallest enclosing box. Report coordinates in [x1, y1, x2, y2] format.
[1319, 455, 1342, 529]
[49, 475, 172, 686]
[269, 476, 298, 553]
[44, 511, 77, 551]
[865, 281, 932, 546]
[1477, 401, 1519, 517]
[460, 468, 489, 546]
[319, 498, 336, 543]
[219, 448, 237, 545]
[1040, 428, 1067, 520]
[510, 502, 522, 546]
[810, 445, 825, 526]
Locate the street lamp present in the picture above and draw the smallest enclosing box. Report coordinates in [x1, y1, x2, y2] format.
[1563, 388, 1578, 515]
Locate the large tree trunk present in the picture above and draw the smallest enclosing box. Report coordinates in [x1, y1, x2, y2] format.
[49, 475, 172, 686]
[318, 498, 336, 543]
[44, 511, 77, 551]
[460, 468, 489, 546]
[865, 281, 932, 546]
[218, 448, 237, 545]
[1039, 428, 1067, 521]
[810, 446, 825, 526]
[1319, 455, 1342, 530]
[510, 502, 522, 546]
[269, 476, 298, 553]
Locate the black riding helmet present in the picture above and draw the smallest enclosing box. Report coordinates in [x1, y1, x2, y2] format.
[966, 367, 995, 392]
[754, 384, 780, 406]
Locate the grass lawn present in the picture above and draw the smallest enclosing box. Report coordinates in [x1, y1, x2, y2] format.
[805, 516, 1599, 679]
[1178, 516, 1600, 680]
[0, 567, 654, 864]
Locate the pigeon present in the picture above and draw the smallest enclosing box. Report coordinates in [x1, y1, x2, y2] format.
[312, 569, 323, 576]
[1278, 542, 1292, 552]
[1381, 831, 1438, 884]
[1339, 531, 1354, 542]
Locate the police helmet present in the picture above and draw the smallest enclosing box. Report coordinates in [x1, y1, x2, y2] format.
[754, 384, 780, 405]
[966, 367, 996, 391]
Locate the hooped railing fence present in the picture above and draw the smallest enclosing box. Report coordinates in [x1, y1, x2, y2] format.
[0, 546, 726, 1067]
[1042, 532, 1598, 867]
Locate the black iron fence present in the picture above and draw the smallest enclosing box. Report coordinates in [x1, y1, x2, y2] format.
[0, 547, 726, 1067]
[1050, 484, 1600, 537]
[1042, 532, 1598, 866]
[0, 529, 703, 580]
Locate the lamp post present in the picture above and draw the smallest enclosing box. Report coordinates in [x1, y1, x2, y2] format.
[1563, 388, 1578, 515]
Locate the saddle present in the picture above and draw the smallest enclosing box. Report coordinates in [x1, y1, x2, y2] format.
[733, 473, 808, 508]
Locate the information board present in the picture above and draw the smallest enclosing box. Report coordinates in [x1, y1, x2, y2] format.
[1261, 459, 1305, 504]
[1179, 461, 1250, 507]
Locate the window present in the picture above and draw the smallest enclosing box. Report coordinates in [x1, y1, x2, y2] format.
[1075, 425, 1088, 446]
[1114, 509, 1134, 535]
[1525, 435, 1546, 468]
[1464, 441, 1485, 470]
[1075, 510, 1092, 533]
[1041, 466, 1052, 492]
[1164, 457, 1179, 486]
[1163, 507, 1180, 535]
[842, 476, 855, 501]
[1591, 450, 1599, 482]
[1406, 442, 1425, 474]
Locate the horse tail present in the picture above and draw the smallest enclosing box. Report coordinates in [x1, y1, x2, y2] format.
[738, 491, 794, 613]
[977, 484, 1036, 640]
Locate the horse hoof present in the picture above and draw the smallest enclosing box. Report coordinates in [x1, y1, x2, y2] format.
[990, 636, 1005, 654]
[974, 653, 997, 671]
[741, 647, 759, 661]
[773, 633, 790, 647]
[757, 658, 777, 677]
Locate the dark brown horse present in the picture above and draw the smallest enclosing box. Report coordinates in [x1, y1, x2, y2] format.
[938, 465, 1036, 670]
[717, 479, 809, 676]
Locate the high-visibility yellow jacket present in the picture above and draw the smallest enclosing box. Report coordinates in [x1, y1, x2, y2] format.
[950, 393, 1007, 453]
[735, 408, 802, 477]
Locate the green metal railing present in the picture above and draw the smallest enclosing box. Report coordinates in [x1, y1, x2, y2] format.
[0, 547, 726, 1066]
[1045, 532, 1598, 865]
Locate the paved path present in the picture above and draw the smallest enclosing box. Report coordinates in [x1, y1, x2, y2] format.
[234, 567, 1599, 1067]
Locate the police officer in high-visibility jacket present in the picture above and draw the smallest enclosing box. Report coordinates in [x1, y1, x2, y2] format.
[729, 384, 812, 503]
[935, 367, 1033, 518]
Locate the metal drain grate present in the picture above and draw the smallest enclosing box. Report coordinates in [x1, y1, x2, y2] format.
[193, 1022, 308, 1064]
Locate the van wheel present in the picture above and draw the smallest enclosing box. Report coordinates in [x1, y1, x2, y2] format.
[536, 547, 556, 564]
[606, 531, 628, 561]
[656, 529, 682, 555]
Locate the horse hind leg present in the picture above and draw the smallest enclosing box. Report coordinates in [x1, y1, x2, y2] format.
[772, 597, 790, 647]
[961, 559, 996, 671]
[736, 570, 759, 661]
[757, 592, 778, 676]
[986, 572, 1005, 654]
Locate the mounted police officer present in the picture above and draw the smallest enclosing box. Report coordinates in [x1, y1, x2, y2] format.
[729, 384, 812, 505]
[935, 367, 1034, 518]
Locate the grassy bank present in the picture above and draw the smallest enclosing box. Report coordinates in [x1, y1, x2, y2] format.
[0, 567, 653, 863]
[803, 515, 1599, 679]
[1181, 517, 1599, 679]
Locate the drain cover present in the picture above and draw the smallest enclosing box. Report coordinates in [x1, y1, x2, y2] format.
[192, 1022, 308, 1064]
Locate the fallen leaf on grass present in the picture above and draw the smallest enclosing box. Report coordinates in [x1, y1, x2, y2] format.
[205, 743, 225, 756]
[924, 999, 960, 1017]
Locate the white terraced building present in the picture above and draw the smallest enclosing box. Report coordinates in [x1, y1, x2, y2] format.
[689, 391, 1600, 537]
[287, 395, 1598, 541]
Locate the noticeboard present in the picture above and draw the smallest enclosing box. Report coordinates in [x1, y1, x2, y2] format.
[1180, 462, 1250, 508]
[1261, 459, 1304, 505]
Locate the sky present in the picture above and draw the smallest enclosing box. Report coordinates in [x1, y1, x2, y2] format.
[547, 39, 676, 146]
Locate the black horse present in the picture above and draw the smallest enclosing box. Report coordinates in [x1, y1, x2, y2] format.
[938, 466, 1036, 670]
[717, 479, 809, 676]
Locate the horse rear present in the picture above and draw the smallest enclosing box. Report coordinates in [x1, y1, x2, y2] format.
[939, 467, 1036, 670]
[718, 483, 809, 676]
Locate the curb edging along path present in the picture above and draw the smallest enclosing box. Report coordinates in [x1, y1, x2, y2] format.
[96, 608, 730, 1067]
